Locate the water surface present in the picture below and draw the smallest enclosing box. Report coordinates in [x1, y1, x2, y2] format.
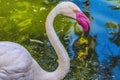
[0, 0, 120, 79]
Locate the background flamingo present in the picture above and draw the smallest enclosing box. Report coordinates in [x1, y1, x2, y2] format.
[0, 2, 90, 80]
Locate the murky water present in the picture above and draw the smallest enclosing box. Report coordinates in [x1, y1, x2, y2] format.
[0, 0, 120, 79]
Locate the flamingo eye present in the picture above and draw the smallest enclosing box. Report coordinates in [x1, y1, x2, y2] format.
[73, 8, 79, 13]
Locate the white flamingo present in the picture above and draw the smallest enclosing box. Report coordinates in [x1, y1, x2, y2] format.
[0, 2, 90, 80]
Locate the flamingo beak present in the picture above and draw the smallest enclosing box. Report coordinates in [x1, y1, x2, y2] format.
[76, 11, 90, 32]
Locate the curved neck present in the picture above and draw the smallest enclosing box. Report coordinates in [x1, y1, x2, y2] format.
[45, 8, 70, 79]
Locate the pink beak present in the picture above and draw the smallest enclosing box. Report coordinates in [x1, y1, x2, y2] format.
[76, 11, 90, 32]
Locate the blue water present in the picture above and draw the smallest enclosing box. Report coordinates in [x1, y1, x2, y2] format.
[66, 0, 120, 79]
[90, 0, 120, 80]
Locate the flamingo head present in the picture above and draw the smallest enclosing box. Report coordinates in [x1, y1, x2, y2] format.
[58, 2, 90, 32]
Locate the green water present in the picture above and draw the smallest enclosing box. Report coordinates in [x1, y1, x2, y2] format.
[0, 0, 92, 79]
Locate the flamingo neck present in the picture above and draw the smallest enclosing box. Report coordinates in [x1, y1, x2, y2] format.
[45, 7, 70, 79]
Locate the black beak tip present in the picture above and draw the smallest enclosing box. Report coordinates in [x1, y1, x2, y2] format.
[84, 27, 90, 37]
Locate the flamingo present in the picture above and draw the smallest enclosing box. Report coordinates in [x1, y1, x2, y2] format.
[0, 2, 90, 80]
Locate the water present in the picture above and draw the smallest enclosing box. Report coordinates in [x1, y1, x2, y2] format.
[89, 0, 120, 80]
[64, 0, 120, 79]
[0, 0, 120, 79]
